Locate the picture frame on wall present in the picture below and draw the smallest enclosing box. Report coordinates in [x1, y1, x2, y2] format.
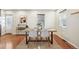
[20, 16, 26, 23]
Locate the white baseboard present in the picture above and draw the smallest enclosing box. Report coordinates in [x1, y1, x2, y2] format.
[55, 33, 78, 48]
[64, 39, 78, 49]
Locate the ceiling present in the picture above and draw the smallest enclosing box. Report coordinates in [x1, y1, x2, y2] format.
[2, 9, 58, 11]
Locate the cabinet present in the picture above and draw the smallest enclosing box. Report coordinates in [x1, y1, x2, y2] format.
[16, 23, 26, 34]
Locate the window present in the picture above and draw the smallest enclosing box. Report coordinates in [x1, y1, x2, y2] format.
[37, 14, 45, 28]
[59, 14, 67, 28]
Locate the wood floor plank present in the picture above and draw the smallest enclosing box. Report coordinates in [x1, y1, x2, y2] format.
[0, 34, 25, 48]
[54, 34, 76, 49]
[0, 34, 76, 49]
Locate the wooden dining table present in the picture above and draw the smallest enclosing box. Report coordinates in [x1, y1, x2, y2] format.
[48, 29, 57, 44]
[25, 28, 57, 44]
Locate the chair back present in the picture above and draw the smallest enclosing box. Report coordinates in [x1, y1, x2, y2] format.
[41, 29, 49, 37]
[29, 30, 37, 37]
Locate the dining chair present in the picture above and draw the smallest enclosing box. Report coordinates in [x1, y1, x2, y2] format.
[41, 29, 50, 40]
[29, 30, 37, 40]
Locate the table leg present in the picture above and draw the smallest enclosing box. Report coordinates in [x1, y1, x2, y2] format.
[26, 32, 28, 44]
[51, 32, 53, 44]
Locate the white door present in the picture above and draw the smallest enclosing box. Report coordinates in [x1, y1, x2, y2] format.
[5, 15, 13, 34]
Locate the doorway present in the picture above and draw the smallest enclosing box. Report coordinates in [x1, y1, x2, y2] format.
[0, 19, 1, 36]
[5, 15, 13, 34]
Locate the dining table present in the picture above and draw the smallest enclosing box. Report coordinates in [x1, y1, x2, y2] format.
[25, 28, 57, 44]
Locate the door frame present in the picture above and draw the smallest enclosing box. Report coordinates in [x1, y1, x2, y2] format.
[5, 14, 13, 34]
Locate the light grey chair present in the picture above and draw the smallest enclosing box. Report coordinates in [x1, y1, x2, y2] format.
[29, 30, 37, 40]
[41, 29, 50, 40]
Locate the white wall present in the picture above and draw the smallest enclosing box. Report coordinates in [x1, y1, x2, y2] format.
[1, 10, 56, 35]
[45, 11, 56, 29]
[67, 10, 79, 48]
[14, 10, 56, 34]
[56, 9, 79, 48]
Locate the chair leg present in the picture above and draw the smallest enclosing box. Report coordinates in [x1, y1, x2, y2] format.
[51, 42, 53, 44]
[48, 37, 53, 44]
[26, 39, 28, 44]
[48, 37, 50, 41]
[26, 36, 31, 44]
[26, 38, 28, 44]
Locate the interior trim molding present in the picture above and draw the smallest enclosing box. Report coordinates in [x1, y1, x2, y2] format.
[15, 34, 26, 36]
[54, 34, 77, 49]
[71, 11, 79, 15]
[59, 9, 67, 13]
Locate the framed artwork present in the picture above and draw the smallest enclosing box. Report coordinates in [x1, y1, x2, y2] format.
[20, 16, 26, 23]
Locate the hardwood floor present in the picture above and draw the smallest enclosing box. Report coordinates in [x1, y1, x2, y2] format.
[0, 34, 25, 48]
[0, 34, 76, 49]
[54, 34, 76, 49]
